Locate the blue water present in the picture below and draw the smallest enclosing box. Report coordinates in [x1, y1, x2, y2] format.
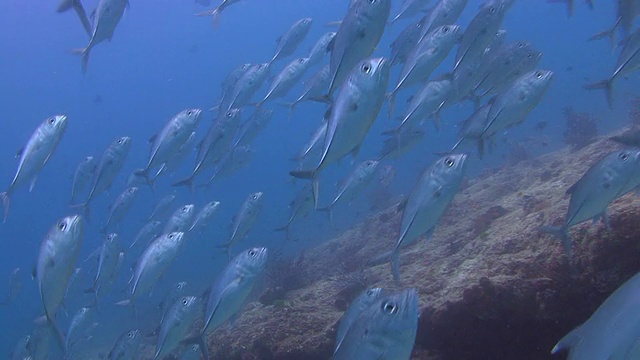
[0, 0, 638, 356]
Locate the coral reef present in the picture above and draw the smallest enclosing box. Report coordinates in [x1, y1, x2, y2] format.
[562, 106, 598, 149]
[203, 129, 640, 360]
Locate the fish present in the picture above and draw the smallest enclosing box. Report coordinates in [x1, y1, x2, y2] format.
[85, 233, 121, 301]
[449, 102, 492, 157]
[552, 271, 640, 359]
[332, 288, 419, 360]
[221, 192, 263, 255]
[117, 232, 185, 312]
[388, 25, 461, 115]
[610, 128, 640, 147]
[173, 109, 242, 191]
[35, 215, 84, 351]
[75, 136, 132, 217]
[218, 63, 253, 112]
[390, 18, 425, 66]
[270, 18, 313, 64]
[163, 204, 196, 234]
[256, 57, 311, 108]
[65, 307, 98, 356]
[280, 65, 330, 119]
[585, 28, 640, 108]
[154, 296, 203, 360]
[158, 281, 188, 321]
[101, 187, 139, 233]
[588, 0, 635, 44]
[10, 334, 31, 360]
[232, 108, 273, 148]
[0, 115, 68, 222]
[390, 0, 432, 25]
[71, 0, 129, 73]
[153, 131, 197, 180]
[70, 156, 96, 205]
[180, 344, 202, 360]
[1, 267, 22, 306]
[418, 0, 468, 38]
[135, 109, 202, 189]
[224, 63, 271, 113]
[540, 149, 640, 257]
[189, 201, 221, 231]
[293, 120, 327, 164]
[206, 145, 253, 184]
[131, 220, 163, 248]
[307, 32, 337, 67]
[27, 325, 55, 360]
[378, 127, 426, 160]
[382, 154, 467, 282]
[327, 0, 391, 98]
[274, 184, 314, 240]
[108, 329, 141, 360]
[195, 0, 243, 27]
[291, 58, 390, 186]
[148, 195, 177, 221]
[57, 0, 92, 36]
[334, 287, 385, 353]
[319, 160, 379, 221]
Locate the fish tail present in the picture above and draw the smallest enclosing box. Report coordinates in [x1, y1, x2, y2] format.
[0, 192, 10, 222]
[317, 205, 333, 224]
[134, 168, 155, 192]
[583, 78, 614, 109]
[273, 224, 291, 241]
[276, 101, 297, 121]
[70, 47, 90, 74]
[289, 170, 315, 180]
[172, 176, 196, 193]
[195, 7, 221, 28]
[46, 314, 67, 354]
[539, 226, 573, 258]
[56, 0, 75, 12]
[390, 250, 401, 284]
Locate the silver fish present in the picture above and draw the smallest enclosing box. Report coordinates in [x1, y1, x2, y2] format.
[0, 115, 68, 221]
[27, 325, 55, 360]
[389, 75, 454, 133]
[180, 344, 202, 360]
[35, 215, 84, 350]
[10, 334, 31, 360]
[135, 109, 202, 188]
[70, 156, 96, 205]
[449, 102, 492, 157]
[221, 192, 263, 255]
[131, 220, 163, 248]
[334, 287, 385, 353]
[319, 160, 379, 219]
[148, 195, 177, 221]
[332, 288, 418, 360]
[163, 204, 195, 234]
[154, 296, 203, 360]
[66, 307, 98, 355]
[280, 65, 330, 119]
[219, 63, 253, 111]
[328, 0, 391, 97]
[291, 58, 390, 184]
[158, 281, 188, 321]
[386, 154, 467, 282]
[588, 0, 636, 43]
[257, 57, 311, 107]
[293, 120, 327, 164]
[1, 267, 22, 306]
[108, 329, 141, 360]
[86, 233, 121, 299]
[419, 0, 468, 38]
[541, 149, 640, 257]
[270, 18, 313, 64]
[233, 108, 273, 148]
[390, 18, 424, 66]
[274, 184, 314, 239]
[154, 131, 197, 180]
[189, 201, 221, 231]
[390, 0, 432, 25]
[195, 0, 243, 26]
[210, 145, 253, 182]
[378, 127, 426, 160]
[57, 0, 92, 36]
[307, 32, 336, 67]
[72, 0, 129, 73]
[224, 63, 271, 113]
[102, 187, 139, 233]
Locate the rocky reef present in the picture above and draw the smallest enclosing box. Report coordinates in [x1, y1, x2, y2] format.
[203, 129, 640, 360]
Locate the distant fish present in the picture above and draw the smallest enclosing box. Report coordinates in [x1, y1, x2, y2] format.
[85, 233, 121, 302]
[269, 18, 313, 64]
[163, 204, 196, 234]
[221, 192, 263, 256]
[0, 115, 68, 222]
[418, 0, 468, 39]
[158, 281, 188, 321]
[334, 287, 385, 353]
[154, 296, 202, 360]
[274, 184, 314, 240]
[101, 187, 139, 233]
[319, 160, 379, 221]
[223, 63, 271, 114]
[378, 127, 425, 160]
[255, 57, 311, 108]
[280, 65, 330, 120]
[1, 267, 21, 306]
[232, 108, 273, 148]
[65, 307, 99, 356]
[307, 32, 336, 67]
[389, 0, 431, 26]
[189, 201, 221, 232]
[108, 329, 141, 360]
[57, 0, 92, 36]
[390, 18, 424, 67]
[130, 220, 162, 249]
[70, 156, 96, 204]
[207, 145, 254, 184]
[148, 195, 176, 221]
[196, 0, 244, 27]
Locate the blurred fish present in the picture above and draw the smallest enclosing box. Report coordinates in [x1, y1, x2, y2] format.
[450, 102, 492, 156]
[148, 195, 177, 221]
[154, 131, 197, 180]
[65, 307, 98, 356]
[233, 108, 273, 148]
[1, 267, 22, 306]
[218, 63, 253, 112]
[195, 0, 243, 27]
[327, 0, 391, 98]
[35, 215, 84, 351]
[378, 127, 426, 160]
[158, 281, 188, 321]
[589, 0, 635, 44]
[274, 184, 314, 239]
[70, 156, 96, 205]
[585, 28, 640, 108]
[378, 164, 396, 187]
[332, 288, 419, 360]
[207, 145, 253, 184]
[224, 63, 271, 114]
[540, 149, 640, 257]
[108, 329, 141, 360]
[116, 232, 185, 313]
[189, 201, 221, 232]
[256, 57, 311, 108]
[548, 0, 594, 17]
[610, 128, 640, 147]
[10, 334, 30, 360]
[291, 58, 390, 192]
[180, 344, 202, 360]
[390, 18, 424, 66]
[270, 18, 313, 64]
[101, 187, 139, 233]
[220, 192, 263, 255]
[57, 0, 92, 36]
[75, 136, 132, 218]
[307, 32, 336, 67]
[280, 65, 330, 119]
[0, 115, 68, 222]
[135, 109, 202, 189]
[154, 296, 203, 360]
[419, 0, 468, 38]
[27, 325, 55, 360]
[319, 160, 379, 221]
[85, 233, 121, 301]
[390, 0, 431, 25]
[293, 120, 327, 164]
[131, 220, 163, 249]
[71, 0, 129, 73]
[163, 204, 196, 234]
[334, 287, 385, 353]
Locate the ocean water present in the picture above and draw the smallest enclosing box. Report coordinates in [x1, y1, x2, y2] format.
[0, 0, 638, 358]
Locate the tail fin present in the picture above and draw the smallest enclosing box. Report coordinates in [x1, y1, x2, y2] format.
[0, 192, 10, 222]
[583, 79, 614, 109]
[195, 7, 221, 28]
[274, 223, 291, 241]
[289, 170, 315, 179]
[133, 168, 155, 192]
[277, 101, 298, 121]
[172, 176, 196, 193]
[70, 47, 90, 74]
[390, 251, 401, 284]
[84, 286, 100, 309]
[539, 226, 573, 258]
[317, 205, 333, 224]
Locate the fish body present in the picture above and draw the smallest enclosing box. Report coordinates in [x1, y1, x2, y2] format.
[328, 0, 391, 97]
[87, 233, 121, 298]
[275, 184, 314, 238]
[233, 108, 273, 148]
[158, 281, 188, 321]
[131, 220, 163, 248]
[334, 288, 385, 353]
[195, 0, 243, 26]
[189, 201, 221, 231]
[108, 329, 141, 360]
[208, 145, 253, 183]
[224, 192, 263, 252]
[320, 160, 379, 216]
[1, 115, 68, 221]
[1, 267, 22, 306]
[378, 127, 425, 160]
[66, 307, 98, 355]
[102, 187, 139, 232]
[154, 131, 197, 180]
[294, 120, 327, 164]
[10, 334, 31, 360]
[57, 0, 92, 36]
[154, 296, 202, 360]
[219, 63, 253, 111]
[390, 0, 432, 25]
[393, 76, 454, 133]
[419, 0, 468, 38]
[307, 32, 337, 67]
[35, 215, 84, 350]
[163, 205, 196, 234]
[71, 156, 96, 204]
[390, 19, 424, 66]
[282, 65, 330, 118]
[258, 57, 310, 107]
[225, 63, 271, 113]
[271, 18, 313, 64]
[148, 195, 177, 221]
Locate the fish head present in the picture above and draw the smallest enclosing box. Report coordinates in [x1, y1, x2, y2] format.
[350, 57, 391, 92]
[83, 155, 94, 163]
[125, 329, 140, 342]
[299, 17, 313, 28]
[354, 0, 392, 23]
[181, 108, 203, 127]
[105, 233, 119, 245]
[113, 136, 132, 153]
[236, 247, 268, 274]
[434, 24, 462, 43]
[176, 281, 187, 291]
[375, 288, 419, 332]
[362, 159, 380, 175]
[166, 232, 185, 246]
[178, 296, 200, 311]
[222, 108, 242, 123]
[127, 186, 139, 195]
[523, 50, 543, 66]
[41, 114, 68, 139]
[204, 201, 221, 213]
[248, 191, 264, 206]
[52, 214, 84, 244]
[178, 204, 195, 218]
[434, 153, 468, 180]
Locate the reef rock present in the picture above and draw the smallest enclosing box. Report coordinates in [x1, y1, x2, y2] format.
[205, 130, 640, 360]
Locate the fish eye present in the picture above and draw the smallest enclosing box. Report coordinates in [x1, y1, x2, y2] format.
[490, 6, 497, 13]
[48, 117, 56, 125]
[518, 42, 525, 48]
[169, 234, 175, 240]
[191, 345, 198, 351]
[369, 0, 377, 3]
[249, 249, 257, 257]
[442, 27, 450, 33]
[445, 157, 455, 167]
[58, 221, 67, 231]
[128, 331, 135, 338]
[182, 206, 188, 211]
[361, 63, 372, 74]
[366, 289, 375, 296]
[117, 139, 123, 144]
[187, 110, 193, 116]
[253, 194, 258, 200]
[536, 71, 543, 78]
[227, 111, 234, 117]
[527, 53, 533, 58]
[382, 301, 397, 314]
[619, 152, 629, 161]
[182, 298, 188, 305]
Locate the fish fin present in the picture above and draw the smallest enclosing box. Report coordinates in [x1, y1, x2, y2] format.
[15, 147, 24, 159]
[539, 226, 573, 258]
[551, 325, 583, 354]
[56, 0, 75, 12]
[390, 251, 401, 284]
[317, 205, 333, 224]
[367, 250, 393, 267]
[171, 176, 196, 193]
[290, 170, 315, 179]
[583, 79, 614, 109]
[309, 95, 332, 104]
[195, 8, 221, 28]
[387, 92, 396, 120]
[70, 47, 90, 74]
[133, 168, 155, 192]
[312, 178, 320, 210]
[477, 139, 485, 159]
[0, 192, 10, 222]
[565, 182, 578, 195]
